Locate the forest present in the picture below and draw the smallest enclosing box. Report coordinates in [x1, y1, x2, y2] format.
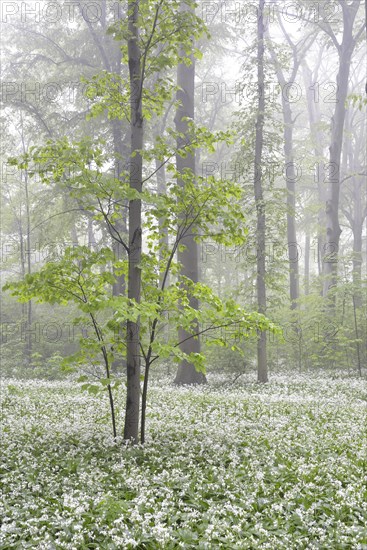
[1, 0, 367, 548]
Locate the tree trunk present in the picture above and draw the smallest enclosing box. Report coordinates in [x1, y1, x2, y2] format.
[156, 156, 169, 288]
[109, 16, 128, 372]
[24, 169, 32, 368]
[302, 61, 326, 278]
[254, 0, 268, 383]
[282, 100, 299, 308]
[304, 233, 310, 296]
[87, 217, 97, 250]
[111, 118, 128, 299]
[174, 1, 205, 386]
[349, 138, 364, 308]
[19, 118, 33, 369]
[124, 0, 143, 442]
[268, 43, 300, 308]
[17, 191, 31, 368]
[352, 221, 363, 307]
[70, 221, 79, 247]
[111, 119, 128, 373]
[322, 5, 359, 298]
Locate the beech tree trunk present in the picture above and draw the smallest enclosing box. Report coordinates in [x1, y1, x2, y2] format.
[302, 58, 326, 278]
[267, 37, 301, 309]
[155, 156, 169, 288]
[352, 220, 363, 307]
[254, 0, 268, 383]
[124, 0, 143, 442]
[111, 118, 128, 373]
[173, 2, 205, 386]
[23, 170, 32, 367]
[304, 233, 310, 296]
[322, 3, 361, 298]
[283, 110, 299, 309]
[112, 119, 128, 298]
[345, 128, 365, 308]
[87, 217, 97, 250]
[19, 121, 33, 369]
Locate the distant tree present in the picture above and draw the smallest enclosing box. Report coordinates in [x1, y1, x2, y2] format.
[314, 1, 365, 298]
[267, 21, 315, 309]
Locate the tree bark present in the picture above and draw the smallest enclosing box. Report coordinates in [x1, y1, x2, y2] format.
[174, 1, 205, 386]
[254, 0, 268, 383]
[124, 0, 143, 442]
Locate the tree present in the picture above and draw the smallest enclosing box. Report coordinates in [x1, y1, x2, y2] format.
[318, 0, 365, 298]
[302, 52, 327, 278]
[123, 0, 144, 441]
[254, 0, 268, 383]
[340, 99, 367, 308]
[173, 0, 205, 386]
[267, 21, 316, 309]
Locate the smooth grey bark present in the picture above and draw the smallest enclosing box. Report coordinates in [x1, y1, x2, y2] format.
[124, 0, 143, 442]
[173, 2, 205, 386]
[254, 0, 268, 383]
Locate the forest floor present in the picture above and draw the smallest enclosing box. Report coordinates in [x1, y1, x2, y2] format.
[1, 372, 366, 549]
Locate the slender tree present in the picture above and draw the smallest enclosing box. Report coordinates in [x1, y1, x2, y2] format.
[254, 0, 268, 383]
[302, 55, 327, 277]
[124, 0, 143, 442]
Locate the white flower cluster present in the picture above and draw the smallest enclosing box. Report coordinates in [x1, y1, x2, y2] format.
[1, 372, 366, 548]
